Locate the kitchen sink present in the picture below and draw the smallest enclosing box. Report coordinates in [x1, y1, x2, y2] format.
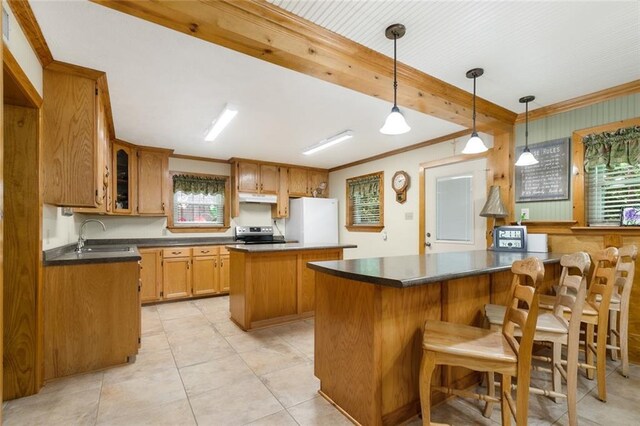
[80, 246, 132, 253]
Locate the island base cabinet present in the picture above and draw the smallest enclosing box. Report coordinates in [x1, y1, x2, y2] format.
[313, 264, 561, 426]
[44, 262, 140, 380]
[229, 248, 343, 330]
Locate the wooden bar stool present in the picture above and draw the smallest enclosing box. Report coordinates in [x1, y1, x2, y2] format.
[419, 257, 544, 426]
[607, 245, 637, 377]
[484, 252, 590, 426]
[540, 247, 618, 402]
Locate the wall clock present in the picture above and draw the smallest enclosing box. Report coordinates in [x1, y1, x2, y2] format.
[392, 171, 410, 203]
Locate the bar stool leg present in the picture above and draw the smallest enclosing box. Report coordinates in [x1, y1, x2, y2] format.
[501, 374, 512, 426]
[586, 324, 595, 380]
[567, 335, 579, 426]
[552, 342, 562, 403]
[620, 304, 630, 377]
[419, 351, 436, 426]
[596, 323, 608, 401]
[483, 371, 495, 417]
[609, 310, 619, 361]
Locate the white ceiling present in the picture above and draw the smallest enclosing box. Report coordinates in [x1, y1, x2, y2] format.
[30, 0, 464, 169]
[30, 1, 639, 168]
[271, 0, 640, 113]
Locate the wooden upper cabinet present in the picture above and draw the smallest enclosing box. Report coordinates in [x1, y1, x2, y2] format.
[308, 170, 329, 198]
[43, 64, 112, 207]
[237, 162, 260, 192]
[137, 149, 169, 215]
[273, 167, 289, 218]
[260, 165, 278, 194]
[112, 141, 136, 215]
[289, 168, 309, 197]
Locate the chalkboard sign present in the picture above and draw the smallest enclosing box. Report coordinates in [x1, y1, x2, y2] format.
[515, 138, 570, 202]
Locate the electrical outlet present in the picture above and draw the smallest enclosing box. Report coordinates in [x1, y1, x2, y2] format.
[520, 208, 530, 220]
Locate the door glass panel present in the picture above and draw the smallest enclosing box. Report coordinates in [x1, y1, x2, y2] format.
[436, 175, 473, 242]
[116, 149, 129, 210]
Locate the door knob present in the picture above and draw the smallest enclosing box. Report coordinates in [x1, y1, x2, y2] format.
[425, 242, 431, 247]
[426, 232, 431, 237]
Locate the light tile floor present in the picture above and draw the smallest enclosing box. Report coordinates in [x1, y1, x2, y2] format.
[4, 296, 639, 425]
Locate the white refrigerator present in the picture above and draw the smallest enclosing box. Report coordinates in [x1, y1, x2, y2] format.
[286, 197, 339, 244]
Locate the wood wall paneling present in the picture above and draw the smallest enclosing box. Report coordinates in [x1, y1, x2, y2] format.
[3, 104, 40, 399]
[43, 262, 139, 380]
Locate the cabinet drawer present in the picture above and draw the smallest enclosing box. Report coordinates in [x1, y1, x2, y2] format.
[163, 248, 192, 258]
[218, 246, 229, 255]
[193, 246, 218, 257]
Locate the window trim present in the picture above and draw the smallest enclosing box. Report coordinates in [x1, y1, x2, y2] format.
[345, 171, 384, 233]
[167, 171, 231, 233]
[572, 117, 640, 227]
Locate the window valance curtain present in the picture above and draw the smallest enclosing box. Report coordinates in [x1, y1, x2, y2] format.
[172, 174, 226, 195]
[348, 175, 380, 197]
[583, 125, 640, 172]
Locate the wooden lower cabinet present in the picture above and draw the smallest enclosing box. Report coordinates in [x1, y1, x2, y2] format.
[44, 261, 140, 380]
[139, 245, 231, 304]
[219, 254, 230, 292]
[192, 255, 217, 295]
[139, 248, 162, 302]
[163, 257, 191, 299]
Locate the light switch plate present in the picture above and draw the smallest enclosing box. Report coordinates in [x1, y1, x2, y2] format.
[405, 212, 413, 220]
[520, 208, 530, 220]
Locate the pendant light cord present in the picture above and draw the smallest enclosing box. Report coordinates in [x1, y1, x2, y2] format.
[472, 76, 477, 133]
[525, 99, 529, 149]
[393, 34, 398, 107]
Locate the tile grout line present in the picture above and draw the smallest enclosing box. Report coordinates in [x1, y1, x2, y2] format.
[93, 372, 106, 426]
[158, 302, 201, 425]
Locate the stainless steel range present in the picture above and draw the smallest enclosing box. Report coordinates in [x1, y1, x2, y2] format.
[234, 226, 286, 244]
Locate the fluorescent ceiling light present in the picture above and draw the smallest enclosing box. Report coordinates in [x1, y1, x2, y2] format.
[204, 104, 238, 142]
[302, 130, 354, 155]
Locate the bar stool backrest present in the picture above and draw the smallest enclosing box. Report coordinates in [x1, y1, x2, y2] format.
[554, 252, 591, 334]
[615, 245, 637, 304]
[587, 247, 619, 318]
[502, 257, 544, 362]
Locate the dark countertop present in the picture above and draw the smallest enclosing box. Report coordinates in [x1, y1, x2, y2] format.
[78, 237, 243, 248]
[307, 250, 565, 288]
[43, 244, 142, 266]
[226, 243, 357, 253]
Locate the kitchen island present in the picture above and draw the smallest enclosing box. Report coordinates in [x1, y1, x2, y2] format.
[227, 243, 356, 330]
[307, 250, 564, 426]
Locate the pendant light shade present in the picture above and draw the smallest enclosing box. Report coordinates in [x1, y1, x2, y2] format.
[480, 185, 508, 218]
[462, 68, 488, 154]
[380, 24, 410, 136]
[380, 106, 410, 135]
[515, 95, 539, 167]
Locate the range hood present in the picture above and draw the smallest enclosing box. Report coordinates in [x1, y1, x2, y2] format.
[238, 192, 277, 204]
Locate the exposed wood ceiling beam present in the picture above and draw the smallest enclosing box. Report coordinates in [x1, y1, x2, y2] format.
[517, 79, 640, 124]
[329, 129, 471, 172]
[91, 0, 516, 133]
[7, 0, 54, 67]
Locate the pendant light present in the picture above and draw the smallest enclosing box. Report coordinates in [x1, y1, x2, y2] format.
[515, 95, 539, 166]
[462, 68, 488, 154]
[380, 23, 410, 135]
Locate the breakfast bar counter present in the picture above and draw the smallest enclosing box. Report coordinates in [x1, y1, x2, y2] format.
[307, 250, 564, 426]
[227, 243, 356, 330]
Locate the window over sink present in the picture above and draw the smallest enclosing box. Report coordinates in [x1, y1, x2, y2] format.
[168, 172, 230, 232]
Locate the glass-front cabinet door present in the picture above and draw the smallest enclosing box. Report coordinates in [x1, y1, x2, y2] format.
[112, 141, 135, 214]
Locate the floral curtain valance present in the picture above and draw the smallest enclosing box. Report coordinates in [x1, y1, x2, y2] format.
[583, 125, 640, 172]
[172, 174, 226, 195]
[348, 174, 381, 197]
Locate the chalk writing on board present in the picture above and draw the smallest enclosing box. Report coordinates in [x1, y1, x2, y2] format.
[515, 138, 570, 202]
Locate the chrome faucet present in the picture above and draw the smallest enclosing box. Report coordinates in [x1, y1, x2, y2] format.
[76, 219, 106, 252]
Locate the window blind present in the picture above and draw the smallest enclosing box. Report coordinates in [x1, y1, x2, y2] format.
[586, 163, 640, 225]
[173, 191, 225, 226]
[348, 174, 381, 225]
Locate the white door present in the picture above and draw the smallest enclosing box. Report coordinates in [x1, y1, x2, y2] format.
[424, 158, 487, 253]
